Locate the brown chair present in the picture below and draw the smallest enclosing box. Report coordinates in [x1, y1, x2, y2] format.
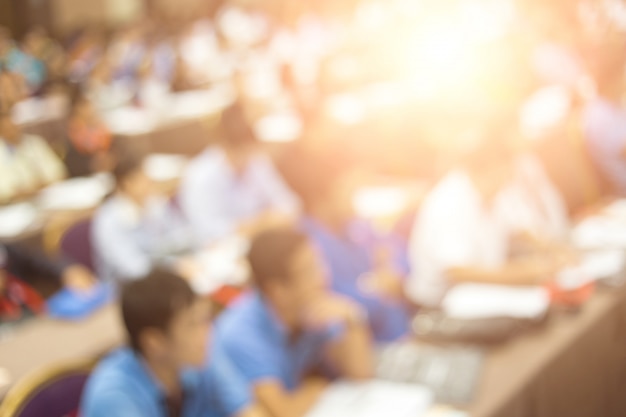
[0, 360, 95, 417]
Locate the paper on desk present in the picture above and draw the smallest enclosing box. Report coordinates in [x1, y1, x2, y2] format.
[304, 380, 433, 417]
[37, 175, 113, 211]
[167, 86, 235, 120]
[103, 107, 157, 135]
[557, 249, 626, 290]
[191, 236, 250, 295]
[144, 154, 189, 182]
[442, 284, 550, 320]
[0, 203, 39, 238]
[254, 111, 302, 143]
[572, 216, 626, 249]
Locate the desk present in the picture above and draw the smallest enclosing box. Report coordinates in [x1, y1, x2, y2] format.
[0, 304, 123, 399]
[467, 284, 626, 417]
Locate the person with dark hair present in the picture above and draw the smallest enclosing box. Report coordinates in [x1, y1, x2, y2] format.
[91, 151, 194, 284]
[64, 88, 113, 177]
[0, 111, 67, 203]
[214, 226, 373, 417]
[179, 102, 299, 246]
[81, 270, 260, 417]
[279, 145, 410, 342]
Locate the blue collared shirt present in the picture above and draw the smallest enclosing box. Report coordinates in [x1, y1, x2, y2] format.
[214, 292, 343, 391]
[81, 347, 251, 417]
[301, 217, 410, 342]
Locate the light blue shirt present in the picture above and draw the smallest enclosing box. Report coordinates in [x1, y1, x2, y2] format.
[301, 217, 410, 342]
[91, 195, 193, 284]
[179, 147, 299, 245]
[81, 346, 251, 417]
[584, 98, 626, 194]
[214, 292, 343, 391]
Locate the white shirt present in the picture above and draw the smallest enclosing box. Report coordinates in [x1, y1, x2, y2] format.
[407, 156, 568, 306]
[0, 134, 66, 202]
[92, 195, 192, 284]
[179, 147, 299, 245]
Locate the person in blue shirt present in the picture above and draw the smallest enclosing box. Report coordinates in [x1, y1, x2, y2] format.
[278, 146, 410, 342]
[81, 270, 262, 417]
[215, 227, 374, 417]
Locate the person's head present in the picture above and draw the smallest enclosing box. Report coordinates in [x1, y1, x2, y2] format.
[218, 102, 260, 173]
[113, 150, 154, 206]
[461, 122, 517, 202]
[121, 270, 210, 368]
[0, 111, 22, 144]
[280, 145, 356, 228]
[248, 227, 328, 324]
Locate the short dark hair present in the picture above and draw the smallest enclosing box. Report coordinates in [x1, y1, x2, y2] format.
[121, 270, 196, 353]
[220, 102, 257, 148]
[277, 144, 352, 212]
[247, 227, 309, 289]
[112, 150, 145, 186]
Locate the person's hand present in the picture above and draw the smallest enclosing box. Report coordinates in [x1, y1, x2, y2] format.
[303, 294, 364, 331]
[358, 268, 404, 300]
[62, 265, 96, 293]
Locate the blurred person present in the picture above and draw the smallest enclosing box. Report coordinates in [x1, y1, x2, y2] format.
[0, 111, 67, 203]
[0, 68, 28, 113]
[107, 25, 147, 82]
[66, 29, 105, 83]
[81, 270, 262, 417]
[0, 243, 96, 323]
[279, 145, 410, 342]
[91, 151, 194, 285]
[22, 27, 67, 94]
[84, 58, 134, 112]
[179, 102, 299, 246]
[0, 26, 46, 95]
[407, 127, 570, 307]
[65, 88, 114, 177]
[214, 227, 373, 417]
[583, 37, 626, 196]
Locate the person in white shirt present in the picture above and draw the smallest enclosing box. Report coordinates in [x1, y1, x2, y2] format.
[407, 131, 569, 307]
[92, 152, 193, 285]
[0, 111, 66, 203]
[179, 103, 299, 246]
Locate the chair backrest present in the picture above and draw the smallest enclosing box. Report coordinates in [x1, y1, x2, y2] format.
[0, 361, 94, 417]
[60, 220, 94, 272]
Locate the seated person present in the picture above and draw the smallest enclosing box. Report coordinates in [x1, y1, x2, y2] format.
[407, 129, 569, 307]
[179, 102, 299, 246]
[64, 88, 113, 177]
[81, 270, 261, 417]
[280, 146, 410, 342]
[0, 243, 95, 323]
[214, 227, 373, 417]
[0, 111, 67, 203]
[92, 151, 193, 285]
[583, 40, 626, 196]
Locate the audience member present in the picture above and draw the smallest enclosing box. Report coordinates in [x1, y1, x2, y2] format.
[65, 89, 113, 177]
[91, 152, 194, 285]
[214, 227, 373, 417]
[180, 102, 299, 246]
[280, 146, 410, 342]
[81, 270, 261, 417]
[0, 111, 67, 203]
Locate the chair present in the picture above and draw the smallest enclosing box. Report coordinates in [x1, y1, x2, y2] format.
[0, 360, 94, 417]
[59, 219, 95, 272]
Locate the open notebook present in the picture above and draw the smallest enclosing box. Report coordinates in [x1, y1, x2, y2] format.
[304, 380, 433, 417]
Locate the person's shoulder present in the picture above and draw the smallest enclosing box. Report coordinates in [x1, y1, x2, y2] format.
[83, 349, 146, 401]
[215, 293, 270, 345]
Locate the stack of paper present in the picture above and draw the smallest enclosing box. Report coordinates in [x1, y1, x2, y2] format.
[304, 380, 433, 417]
[37, 175, 113, 211]
[0, 203, 39, 239]
[103, 107, 157, 135]
[144, 154, 189, 182]
[557, 249, 626, 290]
[442, 284, 550, 320]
